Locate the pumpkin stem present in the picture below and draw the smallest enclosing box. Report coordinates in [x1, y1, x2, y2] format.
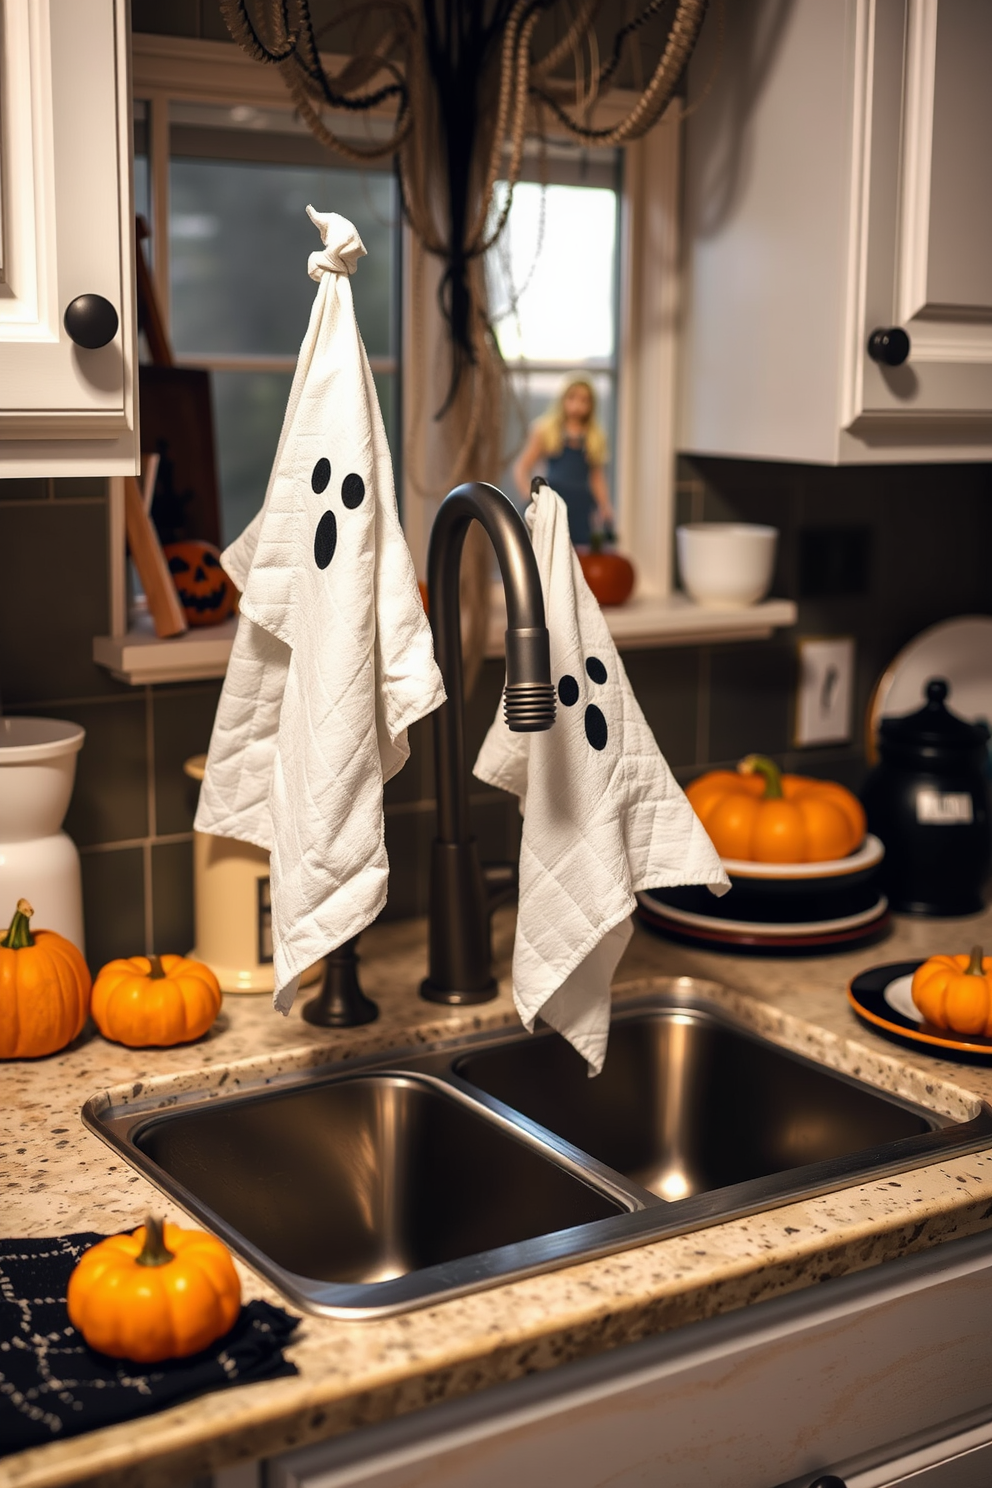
[136, 1215, 174, 1267]
[966, 945, 986, 976]
[146, 954, 166, 980]
[1, 898, 35, 950]
[738, 755, 784, 800]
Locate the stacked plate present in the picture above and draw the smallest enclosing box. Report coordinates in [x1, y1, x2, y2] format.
[637, 835, 890, 955]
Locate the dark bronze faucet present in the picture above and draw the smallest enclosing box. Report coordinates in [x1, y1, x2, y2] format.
[420, 482, 556, 1005]
[303, 481, 553, 1027]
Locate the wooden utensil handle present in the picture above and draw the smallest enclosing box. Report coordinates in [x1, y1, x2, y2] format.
[124, 475, 188, 638]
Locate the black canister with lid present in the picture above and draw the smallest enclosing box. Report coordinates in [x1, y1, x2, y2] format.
[861, 679, 991, 915]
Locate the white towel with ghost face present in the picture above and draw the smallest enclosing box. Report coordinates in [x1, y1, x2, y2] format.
[195, 207, 445, 1011]
[474, 482, 729, 1073]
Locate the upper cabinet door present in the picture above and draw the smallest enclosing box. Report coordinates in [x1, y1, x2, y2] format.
[854, 0, 992, 429]
[0, 0, 138, 476]
[680, 0, 992, 464]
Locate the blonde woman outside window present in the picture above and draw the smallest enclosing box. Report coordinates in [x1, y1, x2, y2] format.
[513, 379, 614, 547]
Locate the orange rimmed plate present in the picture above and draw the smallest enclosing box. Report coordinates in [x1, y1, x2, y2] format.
[848, 960, 992, 1063]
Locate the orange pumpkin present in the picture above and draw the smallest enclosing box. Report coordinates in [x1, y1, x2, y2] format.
[912, 946, 992, 1035]
[0, 898, 91, 1058]
[686, 755, 866, 863]
[91, 953, 221, 1047]
[163, 540, 238, 627]
[579, 548, 635, 607]
[67, 1216, 241, 1362]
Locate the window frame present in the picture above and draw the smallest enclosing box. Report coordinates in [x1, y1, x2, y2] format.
[107, 34, 784, 678]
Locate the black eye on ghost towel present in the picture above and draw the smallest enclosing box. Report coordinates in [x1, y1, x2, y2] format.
[558, 675, 579, 707]
[341, 473, 365, 509]
[312, 458, 331, 494]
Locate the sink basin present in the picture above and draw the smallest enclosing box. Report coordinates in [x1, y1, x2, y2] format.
[83, 988, 992, 1317]
[134, 1073, 621, 1288]
[455, 1011, 931, 1202]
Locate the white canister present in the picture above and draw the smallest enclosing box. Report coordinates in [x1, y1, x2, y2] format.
[184, 756, 323, 994]
[0, 718, 86, 951]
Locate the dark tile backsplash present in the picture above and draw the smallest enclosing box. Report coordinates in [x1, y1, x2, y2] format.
[3, 454, 990, 972]
[80, 847, 146, 973]
[152, 683, 224, 836]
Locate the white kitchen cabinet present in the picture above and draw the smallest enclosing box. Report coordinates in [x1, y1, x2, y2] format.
[0, 0, 138, 476]
[269, 1228, 992, 1488]
[679, 0, 992, 464]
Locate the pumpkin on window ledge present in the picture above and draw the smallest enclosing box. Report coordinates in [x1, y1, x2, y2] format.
[163, 540, 238, 628]
[578, 527, 635, 607]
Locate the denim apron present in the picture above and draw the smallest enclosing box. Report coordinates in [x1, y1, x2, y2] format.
[546, 438, 595, 546]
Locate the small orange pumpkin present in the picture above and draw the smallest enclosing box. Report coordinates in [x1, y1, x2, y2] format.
[686, 755, 866, 863]
[912, 946, 992, 1035]
[67, 1215, 241, 1362]
[0, 898, 91, 1058]
[578, 541, 636, 607]
[163, 540, 238, 628]
[91, 953, 221, 1047]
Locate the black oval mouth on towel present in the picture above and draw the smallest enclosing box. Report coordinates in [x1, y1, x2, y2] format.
[314, 509, 338, 569]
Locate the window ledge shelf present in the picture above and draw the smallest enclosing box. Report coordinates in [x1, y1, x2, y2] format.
[93, 616, 238, 685]
[95, 594, 797, 686]
[485, 590, 797, 655]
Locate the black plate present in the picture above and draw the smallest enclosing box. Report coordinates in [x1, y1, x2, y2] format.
[649, 860, 882, 925]
[637, 895, 892, 958]
[848, 960, 992, 1064]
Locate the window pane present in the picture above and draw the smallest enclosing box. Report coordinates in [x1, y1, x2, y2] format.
[212, 370, 292, 546]
[486, 183, 618, 362]
[212, 369, 399, 546]
[170, 158, 397, 359]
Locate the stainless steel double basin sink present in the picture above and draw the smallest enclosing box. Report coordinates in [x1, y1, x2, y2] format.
[84, 988, 992, 1318]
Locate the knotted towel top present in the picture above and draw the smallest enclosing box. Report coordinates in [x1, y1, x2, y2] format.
[307, 205, 367, 280]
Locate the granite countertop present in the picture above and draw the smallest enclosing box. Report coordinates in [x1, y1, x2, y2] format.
[7, 906, 992, 1488]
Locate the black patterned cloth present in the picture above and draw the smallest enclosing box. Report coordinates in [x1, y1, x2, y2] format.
[0, 1232, 299, 1457]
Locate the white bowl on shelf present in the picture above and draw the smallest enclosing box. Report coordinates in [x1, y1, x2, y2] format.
[676, 523, 779, 608]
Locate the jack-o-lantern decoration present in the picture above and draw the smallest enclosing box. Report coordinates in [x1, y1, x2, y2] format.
[163, 540, 238, 627]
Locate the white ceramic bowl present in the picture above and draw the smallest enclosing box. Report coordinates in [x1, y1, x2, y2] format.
[0, 717, 85, 841]
[676, 523, 779, 608]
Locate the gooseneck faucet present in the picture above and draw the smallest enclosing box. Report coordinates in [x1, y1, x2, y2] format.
[420, 482, 556, 1005]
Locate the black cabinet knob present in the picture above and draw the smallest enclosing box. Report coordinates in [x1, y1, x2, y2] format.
[63, 294, 119, 349]
[867, 326, 910, 366]
[809, 1477, 847, 1488]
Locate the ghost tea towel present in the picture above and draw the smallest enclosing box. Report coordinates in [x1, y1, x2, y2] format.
[196, 209, 444, 1010]
[474, 481, 729, 1074]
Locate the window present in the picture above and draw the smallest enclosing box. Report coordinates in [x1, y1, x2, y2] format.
[486, 150, 622, 516]
[138, 100, 400, 547]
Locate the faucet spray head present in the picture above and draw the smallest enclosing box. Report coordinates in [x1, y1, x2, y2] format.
[502, 624, 556, 733]
[504, 682, 556, 732]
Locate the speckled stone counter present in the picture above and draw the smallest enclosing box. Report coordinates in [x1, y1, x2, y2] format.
[6, 906, 992, 1488]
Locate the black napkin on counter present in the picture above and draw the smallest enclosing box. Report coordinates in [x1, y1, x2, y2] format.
[0, 1232, 299, 1457]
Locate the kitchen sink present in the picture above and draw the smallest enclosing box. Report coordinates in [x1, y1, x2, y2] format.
[83, 989, 992, 1318]
[134, 1073, 621, 1287]
[454, 1012, 931, 1202]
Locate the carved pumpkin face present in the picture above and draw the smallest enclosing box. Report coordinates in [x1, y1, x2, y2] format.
[164, 541, 238, 627]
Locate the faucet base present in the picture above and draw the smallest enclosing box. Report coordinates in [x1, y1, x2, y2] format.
[302, 936, 379, 1027]
[419, 976, 498, 1006]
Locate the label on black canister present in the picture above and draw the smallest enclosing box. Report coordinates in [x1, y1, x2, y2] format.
[915, 788, 974, 825]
